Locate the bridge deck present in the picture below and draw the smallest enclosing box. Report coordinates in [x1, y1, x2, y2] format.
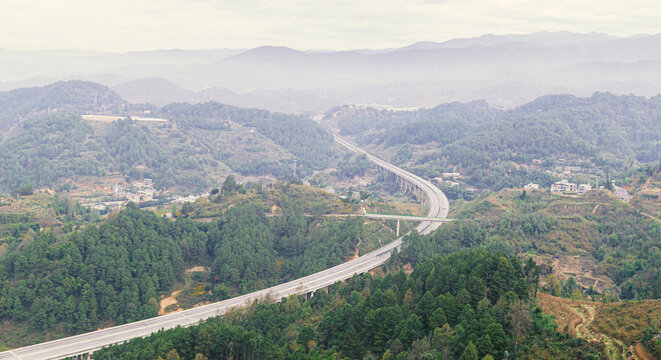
[327, 214, 454, 222]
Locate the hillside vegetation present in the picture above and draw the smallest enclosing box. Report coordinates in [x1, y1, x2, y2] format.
[627, 165, 661, 221]
[0, 81, 127, 131]
[399, 189, 661, 300]
[538, 293, 661, 360]
[95, 250, 605, 360]
[0, 184, 393, 347]
[160, 102, 336, 175]
[0, 191, 99, 243]
[328, 93, 661, 190]
[0, 83, 341, 192]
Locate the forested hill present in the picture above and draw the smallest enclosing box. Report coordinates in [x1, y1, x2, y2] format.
[94, 250, 605, 360]
[0, 183, 391, 347]
[329, 93, 661, 190]
[0, 81, 127, 131]
[0, 83, 340, 192]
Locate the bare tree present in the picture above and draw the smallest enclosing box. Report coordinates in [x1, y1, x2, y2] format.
[506, 300, 532, 356]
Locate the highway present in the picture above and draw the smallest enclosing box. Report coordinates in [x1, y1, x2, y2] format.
[0, 135, 449, 360]
[333, 135, 449, 234]
[329, 213, 453, 222]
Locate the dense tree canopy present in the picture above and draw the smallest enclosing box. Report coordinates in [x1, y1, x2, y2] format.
[0, 198, 369, 346]
[94, 250, 603, 360]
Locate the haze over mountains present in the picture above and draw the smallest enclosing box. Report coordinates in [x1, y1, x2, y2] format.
[2, 31, 661, 112]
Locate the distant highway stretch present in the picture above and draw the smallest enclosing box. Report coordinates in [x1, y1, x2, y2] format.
[0, 135, 449, 360]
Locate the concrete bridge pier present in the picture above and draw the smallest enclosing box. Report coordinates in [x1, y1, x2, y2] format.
[396, 219, 400, 237]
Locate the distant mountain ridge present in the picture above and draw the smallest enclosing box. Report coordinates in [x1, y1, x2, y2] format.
[397, 31, 619, 51]
[112, 77, 336, 112]
[2, 32, 661, 112]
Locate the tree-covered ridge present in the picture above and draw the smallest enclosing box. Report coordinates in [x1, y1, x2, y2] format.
[0, 106, 338, 191]
[93, 250, 603, 360]
[0, 81, 126, 131]
[0, 205, 187, 342]
[330, 100, 499, 139]
[0, 115, 211, 191]
[0, 114, 105, 190]
[330, 93, 661, 190]
[193, 181, 350, 219]
[159, 102, 337, 175]
[400, 189, 661, 300]
[0, 82, 340, 192]
[0, 195, 378, 347]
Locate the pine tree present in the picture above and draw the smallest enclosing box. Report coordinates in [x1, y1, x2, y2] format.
[342, 324, 363, 359]
[460, 341, 479, 360]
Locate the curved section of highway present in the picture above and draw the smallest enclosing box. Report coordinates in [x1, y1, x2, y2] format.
[0, 135, 449, 360]
[334, 135, 449, 235]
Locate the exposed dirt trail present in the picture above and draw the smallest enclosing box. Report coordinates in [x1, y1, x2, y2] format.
[570, 304, 630, 360]
[159, 289, 182, 315]
[634, 342, 655, 360]
[185, 266, 210, 273]
[159, 267, 211, 315]
[346, 238, 362, 261]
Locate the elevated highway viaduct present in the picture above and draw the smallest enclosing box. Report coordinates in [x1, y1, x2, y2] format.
[0, 135, 449, 360]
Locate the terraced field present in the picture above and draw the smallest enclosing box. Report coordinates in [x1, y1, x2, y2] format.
[538, 293, 661, 360]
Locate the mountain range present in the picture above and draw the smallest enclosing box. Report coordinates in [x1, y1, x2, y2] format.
[2, 32, 661, 112]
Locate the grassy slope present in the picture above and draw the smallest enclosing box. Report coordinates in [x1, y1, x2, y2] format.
[629, 171, 661, 221]
[451, 188, 628, 255]
[81, 119, 295, 190]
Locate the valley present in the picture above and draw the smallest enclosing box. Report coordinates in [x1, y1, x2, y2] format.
[0, 69, 659, 360]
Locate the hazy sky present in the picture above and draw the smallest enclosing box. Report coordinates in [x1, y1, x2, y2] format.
[1, 0, 660, 51]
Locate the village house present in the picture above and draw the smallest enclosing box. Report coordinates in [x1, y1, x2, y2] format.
[524, 183, 539, 189]
[441, 172, 461, 180]
[577, 184, 592, 195]
[112, 184, 124, 195]
[551, 179, 577, 193]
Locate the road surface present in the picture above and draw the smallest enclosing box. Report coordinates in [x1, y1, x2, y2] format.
[328, 213, 453, 222]
[0, 135, 448, 360]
